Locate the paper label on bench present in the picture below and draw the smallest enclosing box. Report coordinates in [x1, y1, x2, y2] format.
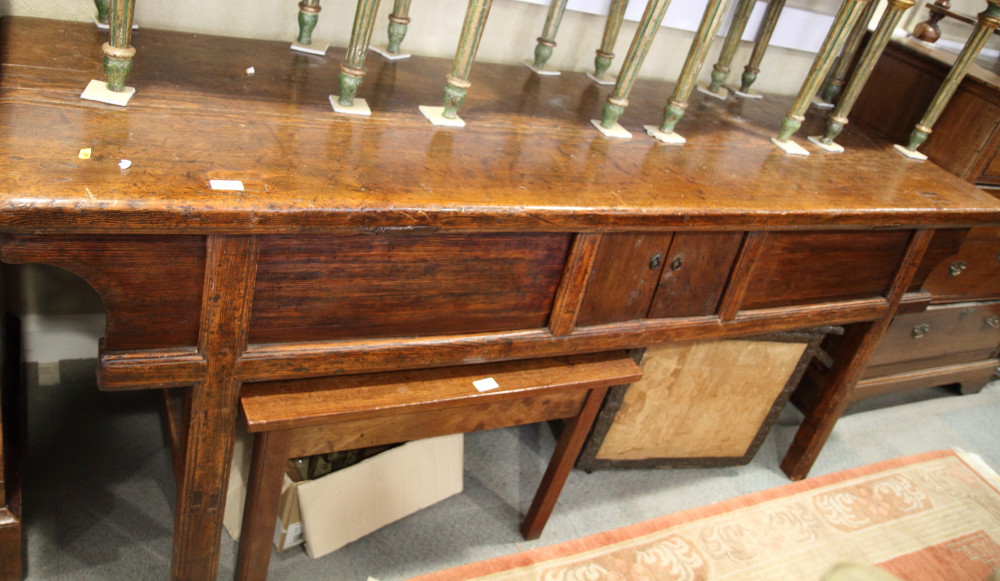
[209, 179, 245, 191]
[473, 377, 499, 392]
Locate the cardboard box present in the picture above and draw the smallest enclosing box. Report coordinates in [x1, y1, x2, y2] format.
[223, 429, 463, 558]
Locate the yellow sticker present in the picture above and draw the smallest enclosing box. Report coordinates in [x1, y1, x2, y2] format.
[78, 148, 92, 159]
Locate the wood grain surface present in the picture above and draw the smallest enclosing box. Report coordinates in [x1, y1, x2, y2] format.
[3, 16, 1000, 581]
[1, 17, 998, 236]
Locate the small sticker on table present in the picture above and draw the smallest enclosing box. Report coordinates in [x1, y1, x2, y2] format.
[209, 179, 245, 191]
[473, 378, 499, 392]
[78, 148, 92, 159]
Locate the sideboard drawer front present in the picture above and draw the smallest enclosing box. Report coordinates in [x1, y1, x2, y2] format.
[249, 233, 571, 342]
[863, 301, 1000, 378]
[577, 232, 674, 326]
[922, 227, 1000, 302]
[0, 234, 206, 351]
[741, 231, 911, 310]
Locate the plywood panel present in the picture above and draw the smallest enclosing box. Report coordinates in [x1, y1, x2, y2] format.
[596, 340, 807, 461]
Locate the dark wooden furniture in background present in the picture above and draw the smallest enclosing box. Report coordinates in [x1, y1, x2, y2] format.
[852, 36, 1000, 187]
[1, 16, 999, 581]
[913, 0, 1000, 44]
[842, 36, 1000, 404]
[235, 352, 643, 581]
[0, 314, 22, 580]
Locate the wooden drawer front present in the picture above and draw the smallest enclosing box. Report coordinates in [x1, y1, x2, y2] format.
[0, 234, 206, 351]
[741, 231, 911, 310]
[249, 233, 571, 343]
[922, 227, 1000, 302]
[863, 301, 1000, 379]
[577, 232, 674, 326]
[648, 232, 743, 319]
[979, 139, 1000, 187]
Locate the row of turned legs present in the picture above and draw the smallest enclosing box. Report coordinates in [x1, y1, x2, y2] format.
[92, 0, 1000, 155]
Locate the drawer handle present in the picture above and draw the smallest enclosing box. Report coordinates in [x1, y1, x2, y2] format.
[650, 253, 662, 270]
[948, 261, 967, 277]
[671, 256, 684, 271]
[911, 323, 930, 339]
[986, 316, 1000, 330]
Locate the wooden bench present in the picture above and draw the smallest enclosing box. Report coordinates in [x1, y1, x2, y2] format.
[234, 351, 643, 580]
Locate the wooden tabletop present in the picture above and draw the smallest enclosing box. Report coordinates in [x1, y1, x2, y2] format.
[1, 16, 998, 235]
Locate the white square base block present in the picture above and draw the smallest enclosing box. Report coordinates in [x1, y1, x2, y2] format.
[291, 42, 329, 56]
[811, 96, 834, 110]
[893, 144, 928, 160]
[523, 61, 561, 76]
[419, 106, 465, 127]
[808, 135, 844, 153]
[586, 73, 616, 86]
[330, 95, 371, 116]
[644, 125, 686, 144]
[95, 19, 138, 31]
[771, 137, 810, 156]
[697, 84, 728, 100]
[731, 88, 763, 99]
[591, 119, 631, 139]
[81, 79, 135, 106]
[371, 45, 411, 60]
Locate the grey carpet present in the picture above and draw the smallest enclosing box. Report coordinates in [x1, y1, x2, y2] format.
[20, 365, 1000, 580]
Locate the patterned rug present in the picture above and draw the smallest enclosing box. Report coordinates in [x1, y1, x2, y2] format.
[412, 449, 1000, 580]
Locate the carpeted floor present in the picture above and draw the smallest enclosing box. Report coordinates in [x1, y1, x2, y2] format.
[413, 449, 1000, 580]
[20, 360, 1000, 580]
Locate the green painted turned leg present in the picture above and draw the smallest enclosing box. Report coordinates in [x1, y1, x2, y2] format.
[815, 0, 915, 150]
[655, 0, 734, 137]
[897, 0, 1000, 158]
[95, 0, 110, 24]
[386, 0, 412, 54]
[297, 0, 322, 45]
[739, 0, 785, 95]
[592, 0, 628, 81]
[818, 0, 878, 104]
[442, 0, 494, 119]
[103, 0, 136, 92]
[598, 0, 674, 129]
[774, 0, 873, 148]
[339, 0, 382, 106]
[706, 0, 755, 94]
[531, 0, 569, 70]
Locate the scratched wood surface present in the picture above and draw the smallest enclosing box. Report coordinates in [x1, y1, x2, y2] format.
[1, 17, 998, 236]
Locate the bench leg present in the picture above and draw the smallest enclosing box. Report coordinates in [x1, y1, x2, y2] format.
[521, 386, 609, 540]
[235, 430, 292, 581]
